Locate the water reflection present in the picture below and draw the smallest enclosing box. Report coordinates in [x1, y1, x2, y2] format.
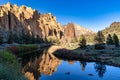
[94, 63, 106, 77]
[21, 52, 61, 80]
[80, 61, 87, 71]
[23, 56, 41, 80]
[68, 60, 74, 65]
[20, 48, 112, 80]
[39, 53, 61, 75]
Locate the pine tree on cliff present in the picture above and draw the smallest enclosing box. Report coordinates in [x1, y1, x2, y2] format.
[79, 35, 86, 49]
[113, 34, 119, 47]
[106, 34, 113, 45]
[94, 31, 105, 44]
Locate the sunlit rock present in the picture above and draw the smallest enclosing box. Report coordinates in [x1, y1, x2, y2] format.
[0, 3, 64, 41]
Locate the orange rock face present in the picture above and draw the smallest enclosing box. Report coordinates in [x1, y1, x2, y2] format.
[64, 23, 76, 39]
[0, 2, 63, 40]
[62, 23, 95, 42]
[0, 2, 95, 43]
[62, 23, 76, 42]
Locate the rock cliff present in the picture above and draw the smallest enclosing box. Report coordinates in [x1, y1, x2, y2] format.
[0, 2, 95, 43]
[62, 23, 95, 42]
[62, 23, 76, 42]
[0, 2, 63, 41]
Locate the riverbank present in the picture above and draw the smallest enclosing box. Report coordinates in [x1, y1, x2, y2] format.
[0, 43, 53, 80]
[1, 43, 120, 80]
[53, 43, 120, 67]
[0, 43, 52, 56]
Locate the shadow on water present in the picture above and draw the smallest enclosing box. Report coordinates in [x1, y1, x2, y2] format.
[19, 45, 108, 80]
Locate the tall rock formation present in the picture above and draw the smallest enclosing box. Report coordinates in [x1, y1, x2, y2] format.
[0, 2, 63, 41]
[62, 23, 76, 42]
[62, 23, 95, 42]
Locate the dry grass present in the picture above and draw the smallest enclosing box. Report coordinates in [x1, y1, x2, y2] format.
[60, 42, 79, 50]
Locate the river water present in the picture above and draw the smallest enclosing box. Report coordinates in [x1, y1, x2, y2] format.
[21, 50, 120, 80]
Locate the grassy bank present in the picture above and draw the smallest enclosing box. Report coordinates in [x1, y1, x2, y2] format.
[7, 44, 38, 56]
[0, 49, 27, 80]
[7, 44, 52, 56]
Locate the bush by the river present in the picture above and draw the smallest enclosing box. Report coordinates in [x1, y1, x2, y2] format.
[0, 50, 27, 80]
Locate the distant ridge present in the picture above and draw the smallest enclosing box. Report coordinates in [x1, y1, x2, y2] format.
[74, 24, 95, 37]
[102, 22, 120, 39]
[61, 23, 95, 42]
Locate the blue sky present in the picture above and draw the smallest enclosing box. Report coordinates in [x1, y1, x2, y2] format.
[1, 0, 120, 32]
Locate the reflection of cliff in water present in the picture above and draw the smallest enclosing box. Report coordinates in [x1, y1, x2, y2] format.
[21, 48, 62, 80]
[39, 53, 61, 75]
[20, 45, 107, 80]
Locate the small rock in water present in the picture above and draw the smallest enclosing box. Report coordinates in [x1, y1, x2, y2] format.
[65, 72, 70, 75]
[88, 73, 94, 76]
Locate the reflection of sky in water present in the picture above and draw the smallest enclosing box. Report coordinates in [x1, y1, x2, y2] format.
[40, 61, 120, 80]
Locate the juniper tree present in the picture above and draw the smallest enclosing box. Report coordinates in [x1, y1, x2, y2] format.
[0, 34, 3, 44]
[94, 31, 105, 44]
[106, 34, 113, 45]
[79, 35, 86, 49]
[113, 34, 119, 47]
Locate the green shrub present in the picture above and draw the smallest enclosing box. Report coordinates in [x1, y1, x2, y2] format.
[0, 63, 27, 80]
[0, 50, 16, 63]
[0, 50, 27, 80]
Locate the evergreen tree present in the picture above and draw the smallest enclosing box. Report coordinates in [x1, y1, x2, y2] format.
[94, 31, 105, 44]
[25, 32, 31, 44]
[113, 34, 119, 47]
[106, 34, 113, 45]
[13, 33, 20, 43]
[0, 34, 3, 44]
[79, 35, 86, 49]
[30, 33, 36, 44]
[35, 35, 42, 43]
[7, 31, 13, 44]
[21, 30, 31, 44]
